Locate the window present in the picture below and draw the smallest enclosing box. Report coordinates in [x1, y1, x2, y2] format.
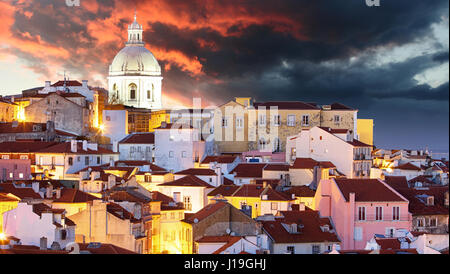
[287, 246, 295, 254]
[77, 156, 81, 162]
[393, 206, 400, 221]
[312, 245, 321, 254]
[19, 173, 23, 179]
[222, 118, 228, 128]
[169, 151, 174, 158]
[287, 115, 296, 126]
[147, 90, 151, 99]
[273, 115, 281, 126]
[184, 196, 192, 211]
[236, 117, 243, 128]
[106, 116, 111, 121]
[68, 157, 73, 166]
[20, 155, 28, 160]
[358, 207, 366, 221]
[259, 115, 266, 126]
[271, 202, 278, 210]
[1, 155, 9, 160]
[273, 138, 281, 152]
[173, 192, 181, 203]
[129, 83, 137, 100]
[302, 115, 309, 126]
[375, 206, 383, 221]
[334, 115, 340, 124]
[417, 218, 424, 227]
[96, 156, 101, 164]
[430, 217, 437, 227]
[85, 156, 89, 165]
[182, 151, 187, 158]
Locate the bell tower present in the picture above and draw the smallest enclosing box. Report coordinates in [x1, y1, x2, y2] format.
[126, 11, 144, 46]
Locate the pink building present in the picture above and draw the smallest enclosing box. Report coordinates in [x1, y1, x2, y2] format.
[0, 159, 31, 181]
[314, 178, 412, 250]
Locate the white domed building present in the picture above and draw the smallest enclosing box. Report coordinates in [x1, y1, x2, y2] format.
[108, 13, 162, 109]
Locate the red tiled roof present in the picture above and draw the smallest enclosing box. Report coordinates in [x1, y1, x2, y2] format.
[330, 102, 355, 110]
[379, 249, 418, 254]
[375, 238, 402, 250]
[150, 191, 175, 204]
[51, 80, 82, 87]
[346, 139, 372, 147]
[55, 129, 78, 137]
[0, 247, 69, 254]
[230, 163, 267, 178]
[223, 177, 235, 185]
[0, 183, 42, 199]
[393, 186, 449, 216]
[334, 178, 406, 202]
[35, 142, 117, 154]
[182, 201, 228, 224]
[264, 164, 290, 171]
[318, 127, 350, 134]
[284, 186, 316, 198]
[115, 161, 166, 172]
[158, 175, 215, 188]
[196, 235, 242, 254]
[200, 155, 237, 164]
[395, 163, 422, 171]
[208, 184, 292, 201]
[408, 175, 435, 186]
[0, 193, 20, 202]
[384, 176, 409, 190]
[77, 243, 137, 254]
[32, 203, 65, 217]
[0, 141, 58, 153]
[118, 133, 155, 144]
[175, 168, 217, 176]
[254, 179, 282, 189]
[155, 123, 193, 130]
[291, 158, 320, 169]
[208, 185, 240, 197]
[261, 210, 340, 244]
[52, 189, 100, 203]
[0, 122, 47, 133]
[107, 202, 140, 223]
[253, 101, 320, 110]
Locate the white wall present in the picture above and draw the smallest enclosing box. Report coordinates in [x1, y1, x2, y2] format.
[103, 109, 128, 144]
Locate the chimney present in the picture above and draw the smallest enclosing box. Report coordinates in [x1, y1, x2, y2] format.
[55, 188, 61, 199]
[40, 237, 47, 250]
[82, 80, 88, 88]
[32, 182, 40, 193]
[45, 81, 51, 88]
[82, 140, 88, 151]
[70, 140, 77, 153]
[112, 141, 118, 153]
[109, 158, 114, 167]
[299, 203, 305, 211]
[46, 185, 53, 198]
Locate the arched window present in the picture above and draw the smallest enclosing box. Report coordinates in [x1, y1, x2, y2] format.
[129, 83, 137, 100]
[273, 137, 281, 152]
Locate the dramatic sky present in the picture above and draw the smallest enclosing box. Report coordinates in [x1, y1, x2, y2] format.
[0, 0, 448, 153]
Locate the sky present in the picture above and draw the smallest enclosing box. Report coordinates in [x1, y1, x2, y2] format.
[0, 0, 448, 153]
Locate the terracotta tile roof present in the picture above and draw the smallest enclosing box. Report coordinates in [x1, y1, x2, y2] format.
[379, 249, 418, 254]
[208, 185, 240, 197]
[346, 139, 372, 147]
[208, 184, 292, 201]
[336, 249, 372, 254]
[330, 102, 355, 110]
[375, 238, 402, 250]
[261, 210, 340, 244]
[284, 186, 316, 197]
[408, 175, 435, 186]
[32, 203, 65, 217]
[223, 177, 235, 185]
[182, 201, 228, 224]
[395, 162, 422, 171]
[158, 175, 215, 188]
[263, 164, 290, 171]
[52, 189, 100, 203]
[0, 141, 57, 153]
[254, 179, 282, 189]
[0, 247, 69, 254]
[107, 202, 140, 223]
[35, 142, 117, 155]
[0, 122, 47, 133]
[230, 163, 267, 178]
[51, 80, 82, 87]
[384, 176, 409, 190]
[0, 183, 42, 199]
[200, 155, 237, 164]
[196, 235, 242, 254]
[334, 178, 406, 202]
[150, 191, 175, 204]
[175, 168, 217, 176]
[253, 101, 320, 110]
[155, 123, 193, 130]
[77, 243, 137, 254]
[106, 188, 151, 203]
[116, 161, 167, 172]
[393, 186, 449, 216]
[291, 158, 320, 169]
[0, 193, 20, 202]
[118, 133, 155, 144]
[318, 127, 350, 134]
[55, 129, 78, 137]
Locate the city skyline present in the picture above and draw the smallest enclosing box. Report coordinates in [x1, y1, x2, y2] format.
[0, 0, 448, 152]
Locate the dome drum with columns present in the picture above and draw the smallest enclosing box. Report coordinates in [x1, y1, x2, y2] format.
[108, 13, 162, 110]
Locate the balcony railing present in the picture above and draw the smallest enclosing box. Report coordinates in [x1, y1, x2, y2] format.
[354, 154, 371, 160]
[355, 214, 411, 222]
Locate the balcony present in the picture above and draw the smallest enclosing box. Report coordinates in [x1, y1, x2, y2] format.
[354, 154, 371, 160]
[355, 214, 411, 222]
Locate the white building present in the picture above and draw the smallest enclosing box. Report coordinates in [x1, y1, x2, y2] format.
[154, 122, 210, 173]
[108, 12, 162, 110]
[286, 126, 372, 178]
[2, 202, 76, 249]
[118, 132, 155, 161]
[39, 79, 94, 102]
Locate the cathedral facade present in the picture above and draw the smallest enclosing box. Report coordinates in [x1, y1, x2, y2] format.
[108, 13, 162, 110]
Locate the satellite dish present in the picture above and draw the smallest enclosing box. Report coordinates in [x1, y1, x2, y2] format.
[194, 218, 198, 223]
[226, 228, 231, 234]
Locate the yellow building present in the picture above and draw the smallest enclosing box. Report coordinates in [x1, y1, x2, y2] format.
[207, 184, 294, 219]
[149, 109, 171, 132]
[0, 98, 19, 122]
[283, 186, 316, 210]
[0, 193, 20, 233]
[159, 206, 190, 254]
[357, 119, 374, 146]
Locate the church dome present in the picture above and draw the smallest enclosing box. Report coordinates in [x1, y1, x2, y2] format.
[109, 45, 161, 76]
